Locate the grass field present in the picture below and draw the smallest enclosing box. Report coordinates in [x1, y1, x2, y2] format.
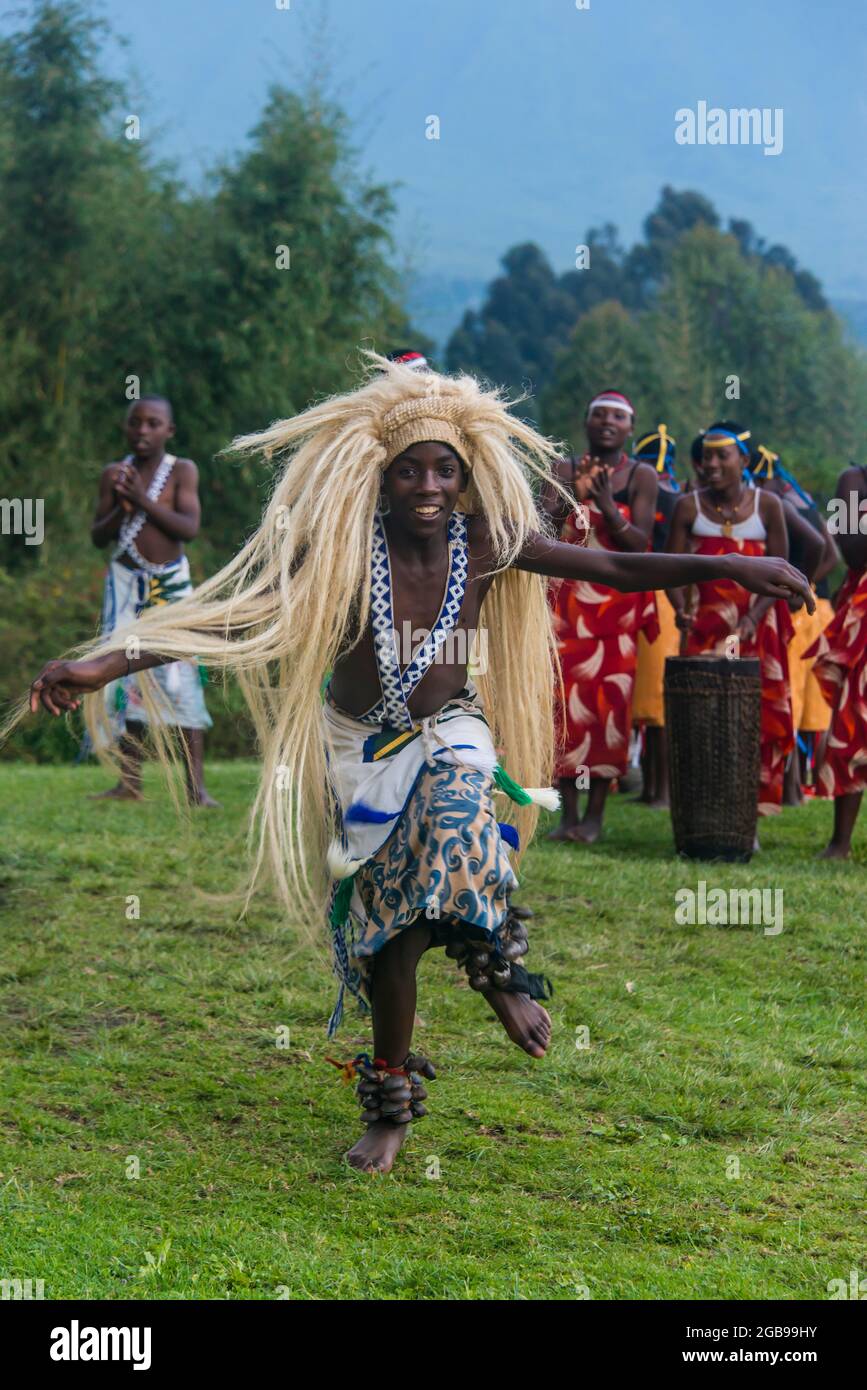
[1, 760, 864, 1301]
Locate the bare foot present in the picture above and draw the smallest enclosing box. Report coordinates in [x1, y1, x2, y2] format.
[547, 822, 578, 841]
[88, 784, 143, 802]
[483, 989, 551, 1058]
[345, 1120, 409, 1174]
[573, 815, 602, 844]
[820, 842, 851, 860]
[191, 789, 221, 808]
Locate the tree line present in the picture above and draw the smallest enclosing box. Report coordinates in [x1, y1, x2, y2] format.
[0, 2, 415, 757]
[446, 189, 866, 489]
[2, 3, 863, 759]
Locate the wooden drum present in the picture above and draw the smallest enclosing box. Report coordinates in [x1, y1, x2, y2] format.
[664, 655, 761, 863]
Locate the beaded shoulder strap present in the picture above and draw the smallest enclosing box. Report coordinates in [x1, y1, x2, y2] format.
[113, 454, 178, 575]
[368, 511, 469, 731]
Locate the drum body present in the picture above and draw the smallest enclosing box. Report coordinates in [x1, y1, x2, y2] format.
[664, 656, 761, 863]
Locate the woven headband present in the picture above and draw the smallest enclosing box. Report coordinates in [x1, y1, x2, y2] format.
[381, 397, 471, 469]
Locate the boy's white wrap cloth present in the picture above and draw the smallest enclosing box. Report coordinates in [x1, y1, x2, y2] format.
[99, 554, 212, 736]
[322, 682, 497, 868]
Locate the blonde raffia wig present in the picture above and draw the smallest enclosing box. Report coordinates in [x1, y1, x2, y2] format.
[9, 352, 582, 927]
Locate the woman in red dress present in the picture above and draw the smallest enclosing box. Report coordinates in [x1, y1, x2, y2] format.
[541, 390, 658, 843]
[805, 462, 867, 857]
[666, 422, 795, 818]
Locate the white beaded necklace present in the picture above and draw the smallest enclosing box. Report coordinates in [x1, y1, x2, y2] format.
[113, 453, 178, 576]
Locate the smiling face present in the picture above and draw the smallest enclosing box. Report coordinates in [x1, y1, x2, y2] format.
[701, 438, 745, 490]
[126, 399, 174, 461]
[585, 405, 632, 455]
[381, 440, 468, 535]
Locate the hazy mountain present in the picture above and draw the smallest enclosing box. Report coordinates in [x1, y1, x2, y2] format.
[833, 300, 867, 348]
[405, 273, 487, 359]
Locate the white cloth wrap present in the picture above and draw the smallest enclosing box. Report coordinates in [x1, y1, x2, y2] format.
[99, 555, 212, 734]
[322, 687, 497, 868]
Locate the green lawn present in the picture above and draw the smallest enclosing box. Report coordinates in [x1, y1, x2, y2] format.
[0, 760, 864, 1300]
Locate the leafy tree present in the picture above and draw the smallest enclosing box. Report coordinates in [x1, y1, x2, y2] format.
[542, 225, 867, 492]
[446, 187, 831, 405]
[541, 301, 661, 453]
[0, 2, 416, 758]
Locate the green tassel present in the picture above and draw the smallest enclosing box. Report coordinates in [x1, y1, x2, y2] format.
[493, 763, 532, 806]
[198, 662, 208, 686]
[329, 873, 355, 929]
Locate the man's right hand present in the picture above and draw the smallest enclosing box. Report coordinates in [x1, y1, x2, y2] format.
[726, 554, 815, 613]
[30, 655, 122, 716]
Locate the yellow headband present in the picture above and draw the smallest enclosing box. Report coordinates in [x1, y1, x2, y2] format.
[702, 429, 751, 452]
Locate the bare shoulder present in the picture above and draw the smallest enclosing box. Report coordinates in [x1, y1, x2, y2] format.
[630, 461, 658, 496]
[672, 491, 697, 520]
[758, 488, 784, 519]
[632, 460, 658, 486]
[464, 512, 502, 578]
[173, 456, 199, 479]
[465, 511, 488, 540]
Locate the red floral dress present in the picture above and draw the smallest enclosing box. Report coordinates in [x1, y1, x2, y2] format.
[549, 458, 658, 780]
[804, 566, 867, 796]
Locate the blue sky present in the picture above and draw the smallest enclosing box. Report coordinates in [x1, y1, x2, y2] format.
[19, 1, 867, 299]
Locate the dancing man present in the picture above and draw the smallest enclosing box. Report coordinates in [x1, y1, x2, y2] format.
[25, 359, 812, 1172]
[542, 390, 658, 843]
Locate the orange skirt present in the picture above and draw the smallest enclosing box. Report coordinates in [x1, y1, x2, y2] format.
[787, 598, 824, 732]
[799, 597, 833, 732]
[632, 591, 679, 727]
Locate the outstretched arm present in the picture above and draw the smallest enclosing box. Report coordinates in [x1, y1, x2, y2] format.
[513, 531, 814, 610]
[30, 649, 174, 716]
